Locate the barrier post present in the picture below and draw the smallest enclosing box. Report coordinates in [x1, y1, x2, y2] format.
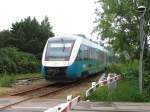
[44, 95, 80, 112]
[67, 95, 72, 102]
[85, 74, 121, 99]
[92, 82, 96, 91]
[108, 74, 118, 92]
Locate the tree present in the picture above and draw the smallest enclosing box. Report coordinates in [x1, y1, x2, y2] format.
[0, 47, 39, 73]
[94, 0, 150, 61]
[94, 0, 150, 92]
[0, 30, 11, 48]
[10, 16, 54, 59]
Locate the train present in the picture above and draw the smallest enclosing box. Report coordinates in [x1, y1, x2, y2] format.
[41, 34, 113, 82]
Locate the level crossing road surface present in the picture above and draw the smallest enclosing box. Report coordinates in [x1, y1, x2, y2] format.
[0, 97, 150, 112]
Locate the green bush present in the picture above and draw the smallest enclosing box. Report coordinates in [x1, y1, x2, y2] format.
[0, 75, 15, 87]
[106, 60, 150, 99]
[0, 73, 40, 87]
[143, 55, 150, 96]
[0, 47, 39, 73]
[143, 71, 150, 97]
[107, 60, 138, 79]
[88, 79, 149, 102]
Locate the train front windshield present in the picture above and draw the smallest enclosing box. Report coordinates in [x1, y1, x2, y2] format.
[45, 40, 75, 61]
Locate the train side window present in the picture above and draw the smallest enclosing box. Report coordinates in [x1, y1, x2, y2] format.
[76, 45, 84, 60]
[90, 47, 93, 60]
[92, 48, 93, 60]
[76, 51, 80, 60]
[99, 51, 104, 64]
[80, 45, 84, 60]
[88, 47, 90, 60]
[84, 46, 88, 60]
[96, 49, 99, 60]
[95, 49, 98, 60]
[89, 46, 94, 60]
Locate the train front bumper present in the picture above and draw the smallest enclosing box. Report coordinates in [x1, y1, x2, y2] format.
[44, 67, 72, 81]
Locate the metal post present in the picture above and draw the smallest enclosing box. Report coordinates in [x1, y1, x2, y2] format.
[138, 7, 146, 94]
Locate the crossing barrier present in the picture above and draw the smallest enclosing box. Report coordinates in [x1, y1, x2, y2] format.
[44, 95, 80, 112]
[85, 73, 121, 98]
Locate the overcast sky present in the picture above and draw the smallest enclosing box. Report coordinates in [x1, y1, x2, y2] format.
[0, 0, 99, 38]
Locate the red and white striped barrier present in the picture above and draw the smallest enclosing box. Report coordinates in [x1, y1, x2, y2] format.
[85, 74, 121, 98]
[44, 95, 80, 112]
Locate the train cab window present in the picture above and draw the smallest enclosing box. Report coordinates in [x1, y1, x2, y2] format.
[45, 40, 75, 61]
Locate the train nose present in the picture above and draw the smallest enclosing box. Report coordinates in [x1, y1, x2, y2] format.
[46, 67, 66, 75]
[45, 67, 68, 80]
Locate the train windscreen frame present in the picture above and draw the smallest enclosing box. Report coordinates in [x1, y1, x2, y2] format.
[45, 39, 75, 61]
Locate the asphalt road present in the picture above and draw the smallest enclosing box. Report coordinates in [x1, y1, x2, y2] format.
[0, 97, 150, 112]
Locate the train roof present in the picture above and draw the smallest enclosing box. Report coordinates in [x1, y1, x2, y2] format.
[48, 34, 109, 53]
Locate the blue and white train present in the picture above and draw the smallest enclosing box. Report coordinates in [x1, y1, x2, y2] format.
[41, 34, 113, 82]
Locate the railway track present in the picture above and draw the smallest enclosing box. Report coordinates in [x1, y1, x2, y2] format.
[0, 82, 74, 110]
[15, 77, 42, 85]
[0, 73, 102, 110]
[10, 82, 54, 96]
[10, 83, 71, 97]
[13, 73, 101, 97]
[16, 76, 41, 80]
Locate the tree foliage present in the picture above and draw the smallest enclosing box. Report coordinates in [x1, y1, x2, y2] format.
[10, 16, 54, 58]
[95, 0, 150, 91]
[0, 16, 54, 74]
[0, 30, 11, 48]
[0, 47, 39, 73]
[94, 0, 150, 61]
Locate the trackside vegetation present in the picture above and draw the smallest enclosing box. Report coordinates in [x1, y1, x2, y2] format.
[0, 73, 40, 87]
[91, 0, 150, 102]
[88, 79, 149, 102]
[0, 75, 15, 87]
[108, 61, 150, 94]
[0, 16, 54, 59]
[0, 47, 39, 74]
[0, 16, 54, 87]
[87, 61, 150, 102]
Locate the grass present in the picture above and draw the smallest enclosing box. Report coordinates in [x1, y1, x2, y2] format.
[0, 75, 15, 87]
[0, 73, 40, 87]
[88, 79, 150, 102]
[14, 73, 40, 79]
